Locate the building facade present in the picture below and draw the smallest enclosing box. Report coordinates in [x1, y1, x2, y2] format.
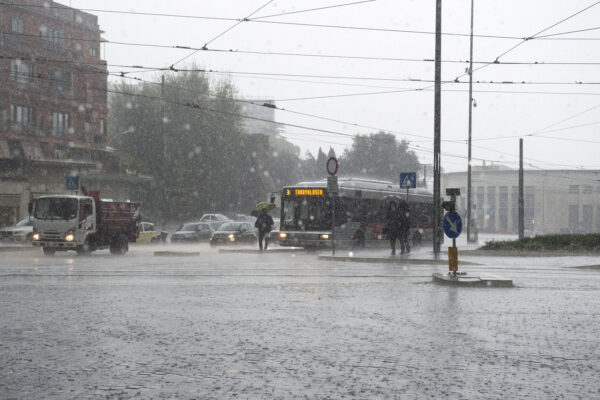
[0, 1, 148, 227]
[443, 166, 600, 235]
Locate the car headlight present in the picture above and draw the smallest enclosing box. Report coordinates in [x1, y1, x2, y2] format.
[320, 234, 330, 240]
[279, 232, 287, 239]
[228, 234, 235, 241]
[32, 233, 40, 241]
[65, 233, 75, 242]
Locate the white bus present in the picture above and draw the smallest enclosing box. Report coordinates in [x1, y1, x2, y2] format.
[278, 178, 436, 249]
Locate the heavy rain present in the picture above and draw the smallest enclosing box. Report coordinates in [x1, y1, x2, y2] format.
[1, 1, 600, 399]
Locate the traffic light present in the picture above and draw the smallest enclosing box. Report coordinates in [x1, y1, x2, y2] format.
[441, 200, 455, 212]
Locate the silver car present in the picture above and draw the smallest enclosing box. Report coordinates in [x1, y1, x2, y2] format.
[0, 218, 34, 242]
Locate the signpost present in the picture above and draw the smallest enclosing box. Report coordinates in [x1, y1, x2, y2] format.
[399, 172, 416, 201]
[327, 157, 338, 256]
[443, 188, 462, 274]
[66, 176, 79, 192]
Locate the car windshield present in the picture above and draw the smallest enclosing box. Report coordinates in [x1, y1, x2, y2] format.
[180, 223, 200, 231]
[15, 218, 32, 227]
[33, 198, 78, 220]
[218, 222, 243, 231]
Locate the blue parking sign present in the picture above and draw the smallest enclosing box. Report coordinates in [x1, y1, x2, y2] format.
[66, 176, 79, 191]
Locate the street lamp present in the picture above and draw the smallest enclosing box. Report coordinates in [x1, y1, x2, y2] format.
[107, 128, 135, 146]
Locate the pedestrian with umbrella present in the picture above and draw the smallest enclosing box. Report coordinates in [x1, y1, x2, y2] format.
[252, 200, 275, 251]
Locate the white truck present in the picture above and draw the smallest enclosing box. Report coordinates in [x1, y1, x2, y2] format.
[30, 192, 140, 256]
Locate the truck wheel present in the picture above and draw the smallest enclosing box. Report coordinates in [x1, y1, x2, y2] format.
[42, 247, 56, 256]
[110, 235, 128, 255]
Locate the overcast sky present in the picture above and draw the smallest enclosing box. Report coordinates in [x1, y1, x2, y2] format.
[60, 0, 600, 172]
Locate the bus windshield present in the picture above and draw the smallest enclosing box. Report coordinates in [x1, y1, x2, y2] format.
[281, 196, 333, 231]
[34, 198, 78, 220]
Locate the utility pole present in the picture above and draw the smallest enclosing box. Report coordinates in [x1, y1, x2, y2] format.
[161, 75, 167, 229]
[467, 0, 475, 243]
[433, 0, 443, 258]
[518, 139, 524, 239]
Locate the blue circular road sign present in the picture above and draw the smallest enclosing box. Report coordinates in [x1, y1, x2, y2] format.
[443, 211, 463, 239]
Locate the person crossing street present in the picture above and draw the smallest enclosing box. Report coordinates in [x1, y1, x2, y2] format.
[255, 210, 274, 251]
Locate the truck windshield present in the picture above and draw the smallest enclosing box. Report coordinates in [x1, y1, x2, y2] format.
[34, 198, 78, 220]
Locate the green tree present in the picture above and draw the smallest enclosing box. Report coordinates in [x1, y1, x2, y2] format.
[340, 131, 421, 183]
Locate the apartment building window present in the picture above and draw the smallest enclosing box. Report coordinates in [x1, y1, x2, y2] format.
[582, 205, 593, 233]
[0, 110, 7, 132]
[487, 186, 496, 232]
[511, 186, 519, 233]
[11, 18, 24, 34]
[525, 186, 535, 231]
[100, 120, 105, 135]
[499, 186, 508, 233]
[10, 60, 34, 89]
[569, 185, 579, 194]
[51, 69, 71, 94]
[583, 185, 593, 194]
[89, 42, 99, 57]
[40, 25, 66, 47]
[10, 105, 34, 130]
[569, 205, 579, 231]
[51, 112, 69, 137]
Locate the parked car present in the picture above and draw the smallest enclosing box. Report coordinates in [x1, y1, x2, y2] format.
[199, 213, 229, 223]
[171, 222, 213, 242]
[206, 220, 227, 231]
[210, 221, 257, 246]
[136, 222, 167, 244]
[0, 218, 33, 242]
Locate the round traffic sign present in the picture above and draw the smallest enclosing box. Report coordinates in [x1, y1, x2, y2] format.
[443, 211, 463, 239]
[326, 157, 338, 176]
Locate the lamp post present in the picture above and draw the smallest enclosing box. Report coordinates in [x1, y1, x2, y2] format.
[107, 128, 134, 146]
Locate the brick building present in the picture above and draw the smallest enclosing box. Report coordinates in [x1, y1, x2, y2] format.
[0, 1, 149, 227]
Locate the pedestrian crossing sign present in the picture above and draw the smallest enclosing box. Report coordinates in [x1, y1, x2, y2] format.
[66, 176, 79, 191]
[399, 172, 416, 189]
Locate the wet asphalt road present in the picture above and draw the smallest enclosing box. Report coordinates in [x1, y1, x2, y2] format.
[1, 243, 599, 399]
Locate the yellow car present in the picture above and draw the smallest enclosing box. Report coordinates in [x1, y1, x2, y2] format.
[136, 222, 162, 244]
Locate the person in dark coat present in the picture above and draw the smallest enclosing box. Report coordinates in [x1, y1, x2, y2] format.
[397, 200, 411, 255]
[255, 210, 274, 251]
[383, 202, 401, 255]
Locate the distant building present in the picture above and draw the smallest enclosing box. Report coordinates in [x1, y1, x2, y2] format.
[0, 1, 149, 227]
[443, 166, 600, 235]
[241, 100, 281, 137]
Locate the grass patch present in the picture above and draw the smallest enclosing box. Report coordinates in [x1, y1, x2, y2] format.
[479, 234, 600, 252]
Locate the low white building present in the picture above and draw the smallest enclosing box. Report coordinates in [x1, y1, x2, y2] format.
[443, 166, 600, 235]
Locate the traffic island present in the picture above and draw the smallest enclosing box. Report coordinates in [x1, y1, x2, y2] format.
[154, 251, 200, 257]
[218, 247, 306, 254]
[432, 272, 513, 287]
[317, 255, 481, 266]
[0, 245, 37, 253]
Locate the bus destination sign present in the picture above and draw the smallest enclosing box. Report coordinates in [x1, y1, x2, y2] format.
[284, 188, 324, 196]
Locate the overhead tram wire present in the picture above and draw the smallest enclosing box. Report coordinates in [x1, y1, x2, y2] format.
[6, 2, 600, 41]
[6, 31, 600, 66]
[453, 0, 600, 82]
[108, 72, 433, 142]
[169, 0, 275, 68]
[250, 0, 376, 20]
